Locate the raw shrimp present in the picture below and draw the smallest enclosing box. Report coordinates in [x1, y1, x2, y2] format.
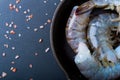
[66, 1, 94, 53]
[76, 0, 120, 33]
[74, 13, 120, 80]
[75, 42, 120, 80]
[66, 0, 120, 79]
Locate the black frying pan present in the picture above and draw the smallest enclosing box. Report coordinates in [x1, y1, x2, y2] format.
[50, 0, 87, 80]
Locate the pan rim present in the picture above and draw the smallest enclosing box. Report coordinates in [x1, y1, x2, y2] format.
[50, 0, 70, 80]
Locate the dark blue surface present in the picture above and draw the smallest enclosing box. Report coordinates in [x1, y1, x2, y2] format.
[0, 0, 67, 80]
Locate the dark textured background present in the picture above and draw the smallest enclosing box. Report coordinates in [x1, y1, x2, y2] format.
[0, 0, 67, 80]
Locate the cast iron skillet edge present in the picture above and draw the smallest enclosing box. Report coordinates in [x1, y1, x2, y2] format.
[50, 1, 69, 80]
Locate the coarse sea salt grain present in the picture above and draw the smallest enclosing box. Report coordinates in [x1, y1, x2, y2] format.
[27, 9, 30, 12]
[15, 55, 20, 59]
[47, 19, 51, 23]
[29, 64, 33, 68]
[18, 33, 21, 37]
[5, 22, 9, 26]
[10, 30, 15, 34]
[12, 47, 15, 50]
[11, 61, 15, 64]
[19, 5, 22, 9]
[45, 48, 50, 53]
[10, 67, 17, 72]
[27, 26, 30, 29]
[1, 72, 7, 78]
[6, 31, 9, 34]
[54, 3, 57, 5]
[24, 11, 27, 14]
[34, 28, 38, 32]
[9, 37, 12, 40]
[39, 38, 43, 43]
[34, 52, 38, 56]
[45, 13, 48, 16]
[2, 53, 6, 57]
[40, 25, 44, 29]
[4, 44, 9, 48]
[43, 0, 47, 3]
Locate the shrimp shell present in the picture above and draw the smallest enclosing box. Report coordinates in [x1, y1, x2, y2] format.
[75, 42, 120, 80]
[66, 1, 120, 80]
[66, 6, 92, 53]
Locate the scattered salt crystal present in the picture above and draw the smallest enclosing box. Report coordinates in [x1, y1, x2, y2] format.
[43, 1, 47, 3]
[5, 22, 9, 26]
[24, 11, 27, 14]
[1, 72, 7, 78]
[9, 24, 12, 27]
[40, 25, 44, 29]
[27, 9, 30, 12]
[19, 6, 22, 9]
[13, 5, 16, 9]
[2, 53, 6, 57]
[16, 0, 21, 4]
[39, 38, 43, 43]
[29, 64, 33, 68]
[13, 24, 17, 28]
[11, 67, 17, 72]
[9, 3, 15, 10]
[27, 26, 30, 29]
[18, 33, 21, 37]
[34, 28, 38, 32]
[10, 30, 15, 34]
[29, 14, 33, 18]
[45, 48, 50, 53]
[9, 3, 12, 7]
[4, 44, 9, 48]
[5, 35, 9, 39]
[26, 14, 33, 21]
[11, 61, 15, 64]
[34, 53, 38, 56]
[54, 3, 57, 5]
[11, 21, 14, 25]
[26, 19, 29, 22]
[45, 13, 48, 16]
[15, 55, 19, 59]
[47, 19, 51, 23]
[15, 8, 19, 12]
[12, 47, 15, 50]
[44, 22, 47, 25]
[10, 67, 13, 70]
[6, 31, 9, 34]
[9, 37, 12, 40]
[4, 34, 9, 39]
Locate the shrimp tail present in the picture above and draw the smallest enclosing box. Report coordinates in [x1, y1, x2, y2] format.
[75, 42, 100, 78]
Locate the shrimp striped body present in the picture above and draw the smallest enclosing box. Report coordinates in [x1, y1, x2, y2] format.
[66, 1, 94, 53]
